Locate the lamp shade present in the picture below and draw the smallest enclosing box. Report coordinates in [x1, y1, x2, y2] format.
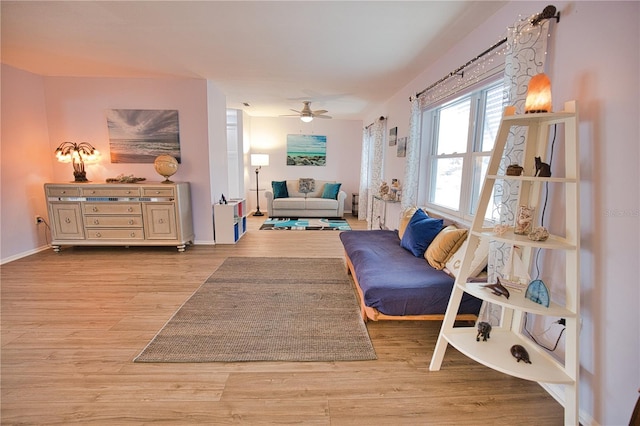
[300, 115, 313, 123]
[525, 73, 552, 114]
[251, 153, 270, 167]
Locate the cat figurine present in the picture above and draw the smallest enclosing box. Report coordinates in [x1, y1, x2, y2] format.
[535, 156, 552, 177]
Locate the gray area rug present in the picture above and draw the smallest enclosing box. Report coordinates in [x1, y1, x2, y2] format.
[135, 257, 376, 362]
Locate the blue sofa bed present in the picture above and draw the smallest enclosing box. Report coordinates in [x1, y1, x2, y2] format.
[340, 229, 482, 322]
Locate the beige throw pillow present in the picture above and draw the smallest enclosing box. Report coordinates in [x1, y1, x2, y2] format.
[398, 207, 418, 240]
[444, 236, 490, 278]
[424, 225, 468, 270]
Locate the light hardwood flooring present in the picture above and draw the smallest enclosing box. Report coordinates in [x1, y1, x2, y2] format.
[1, 214, 564, 425]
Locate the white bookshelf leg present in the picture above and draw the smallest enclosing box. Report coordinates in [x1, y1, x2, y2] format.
[429, 286, 465, 371]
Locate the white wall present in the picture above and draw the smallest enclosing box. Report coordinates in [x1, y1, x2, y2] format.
[364, 2, 640, 425]
[247, 117, 363, 214]
[0, 65, 53, 262]
[40, 76, 217, 244]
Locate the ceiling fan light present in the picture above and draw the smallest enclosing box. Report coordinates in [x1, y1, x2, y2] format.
[300, 115, 313, 123]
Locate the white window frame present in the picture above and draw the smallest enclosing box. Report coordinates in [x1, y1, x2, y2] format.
[419, 79, 504, 224]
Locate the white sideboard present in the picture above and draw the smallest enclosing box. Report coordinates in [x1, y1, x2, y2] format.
[44, 182, 194, 252]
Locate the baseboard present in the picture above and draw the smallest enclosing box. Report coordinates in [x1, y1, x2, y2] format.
[540, 382, 598, 426]
[1, 245, 50, 265]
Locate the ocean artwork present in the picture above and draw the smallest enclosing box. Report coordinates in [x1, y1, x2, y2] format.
[286, 134, 326, 166]
[107, 109, 181, 163]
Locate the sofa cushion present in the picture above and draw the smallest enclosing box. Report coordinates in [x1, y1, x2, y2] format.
[400, 209, 444, 257]
[305, 197, 338, 210]
[321, 182, 342, 199]
[272, 197, 306, 209]
[272, 181, 289, 199]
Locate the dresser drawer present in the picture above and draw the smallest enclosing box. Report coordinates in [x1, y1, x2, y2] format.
[84, 203, 142, 215]
[142, 187, 175, 197]
[81, 187, 141, 197]
[47, 186, 81, 197]
[85, 215, 143, 228]
[85, 228, 145, 240]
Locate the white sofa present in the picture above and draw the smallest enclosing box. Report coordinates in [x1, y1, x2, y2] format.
[265, 179, 346, 218]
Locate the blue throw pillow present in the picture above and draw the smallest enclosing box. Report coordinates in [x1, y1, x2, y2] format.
[272, 181, 289, 199]
[321, 182, 341, 199]
[400, 209, 444, 257]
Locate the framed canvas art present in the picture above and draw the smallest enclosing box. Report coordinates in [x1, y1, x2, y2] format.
[287, 134, 326, 166]
[397, 137, 407, 157]
[389, 126, 398, 146]
[107, 109, 181, 163]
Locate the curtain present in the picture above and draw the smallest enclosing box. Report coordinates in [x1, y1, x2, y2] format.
[358, 127, 371, 220]
[402, 98, 421, 209]
[481, 15, 553, 325]
[359, 118, 386, 224]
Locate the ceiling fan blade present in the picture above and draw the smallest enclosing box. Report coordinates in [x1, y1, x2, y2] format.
[290, 109, 302, 113]
[315, 114, 332, 119]
[312, 109, 328, 115]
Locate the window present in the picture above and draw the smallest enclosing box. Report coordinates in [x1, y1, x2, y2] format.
[422, 80, 504, 221]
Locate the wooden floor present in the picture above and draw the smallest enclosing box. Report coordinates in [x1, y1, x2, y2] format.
[1, 214, 564, 425]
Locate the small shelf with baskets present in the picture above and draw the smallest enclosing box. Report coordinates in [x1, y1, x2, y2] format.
[213, 198, 247, 244]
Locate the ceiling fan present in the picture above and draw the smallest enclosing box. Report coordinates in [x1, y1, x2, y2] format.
[283, 101, 332, 122]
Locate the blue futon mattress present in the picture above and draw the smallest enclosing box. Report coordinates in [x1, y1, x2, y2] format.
[340, 230, 481, 317]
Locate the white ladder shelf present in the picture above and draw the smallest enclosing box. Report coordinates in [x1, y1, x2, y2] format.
[429, 101, 580, 425]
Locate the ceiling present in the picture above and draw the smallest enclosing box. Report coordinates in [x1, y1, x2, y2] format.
[1, 1, 506, 120]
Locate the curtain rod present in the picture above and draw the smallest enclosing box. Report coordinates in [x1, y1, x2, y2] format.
[413, 5, 560, 101]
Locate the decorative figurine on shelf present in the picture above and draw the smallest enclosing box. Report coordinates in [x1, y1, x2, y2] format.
[476, 322, 492, 342]
[534, 156, 552, 177]
[528, 226, 550, 241]
[482, 277, 510, 299]
[390, 178, 401, 201]
[506, 164, 524, 176]
[379, 181, 389, 198]
[220, 194, 227, 205]
[514, 205, 534, 235]
[510, 344, 532, 364]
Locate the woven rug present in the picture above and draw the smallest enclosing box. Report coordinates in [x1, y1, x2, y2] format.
[260, 218, 351, 231]
[134, 257, 375, 362]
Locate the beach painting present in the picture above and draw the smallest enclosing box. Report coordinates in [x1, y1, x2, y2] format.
[286, 134, 326, 166]
[107, 109, 181, 163]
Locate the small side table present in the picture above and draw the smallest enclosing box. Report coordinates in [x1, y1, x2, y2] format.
[369, 195, 400, 230]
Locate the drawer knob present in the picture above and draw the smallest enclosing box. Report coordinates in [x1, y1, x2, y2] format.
[128, 207, 133, 212]
[94, 219, 100, 225]
[130, 232, 136, 237]
[91, 190, 96, 194]
[61, 190, 66, 194]
[65, 217, 71, 223]
[158, 219, 164, 224]
[96, 232, 102, 238]
[129, 220, 134, 225]
[126, 191, 131, 194]
[92, 206, 98, 212]
[156, 191, 161, 194]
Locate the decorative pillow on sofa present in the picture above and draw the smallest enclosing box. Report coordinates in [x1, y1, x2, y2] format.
[424, 225, 468, 270]
[298, 178, 316, 194]
[398, 207, 418, 240]
[272, 181, 289, 199]
[321, 182, 342, 199]
[400, 209, 444, 257]
[444, 236, 490, 277]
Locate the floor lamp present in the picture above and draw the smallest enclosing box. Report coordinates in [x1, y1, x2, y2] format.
[250, 154, 269, 216]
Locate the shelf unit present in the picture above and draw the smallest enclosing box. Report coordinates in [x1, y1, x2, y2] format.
[213, 198, 247, 244]
[429, 101, 580, 425]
